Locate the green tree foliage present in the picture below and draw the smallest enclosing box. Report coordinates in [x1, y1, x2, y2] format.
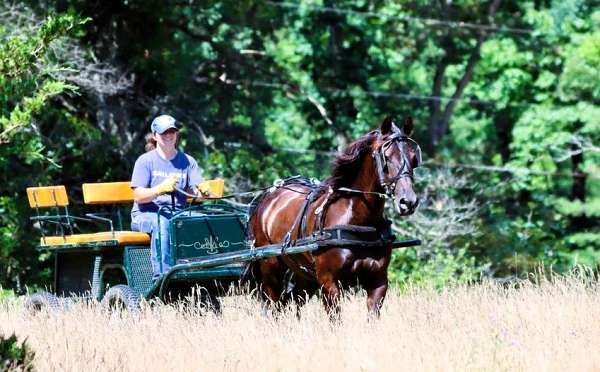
[0, 5, 87, 289]
[443, 2, 600, 276]
[1, 0, 599, 289]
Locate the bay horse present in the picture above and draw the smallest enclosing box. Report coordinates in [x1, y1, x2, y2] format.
[247, 117, 420, 318]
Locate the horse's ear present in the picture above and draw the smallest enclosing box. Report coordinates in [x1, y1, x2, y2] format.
[381, 116, 394, 135]
[403, 117, 414, 136]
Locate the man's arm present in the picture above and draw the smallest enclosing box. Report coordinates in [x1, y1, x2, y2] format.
[133, 176, 178, 203]
[133, 186, 160, 204]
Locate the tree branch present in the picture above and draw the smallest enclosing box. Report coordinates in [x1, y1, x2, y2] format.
[432, 0, 502, 146]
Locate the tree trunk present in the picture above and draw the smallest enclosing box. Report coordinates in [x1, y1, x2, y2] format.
[570, 146, 589, 228]
[428, 0, 501, 152]
[494, 109, 512, 162]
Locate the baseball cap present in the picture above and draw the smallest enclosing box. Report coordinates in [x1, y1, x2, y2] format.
[151, 114, 179, 134]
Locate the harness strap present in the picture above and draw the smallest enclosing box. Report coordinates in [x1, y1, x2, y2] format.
[300, 187, 323, 240]
[280, 221, 396, 284]
[281, 190, 312, 253]
[372, 151, 388, 191]
[314, 187, 334, 234]
[279, 186, 324, 282]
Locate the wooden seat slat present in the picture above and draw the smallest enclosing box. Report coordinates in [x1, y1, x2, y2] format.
[82, 182, 134, 204]
[27, 186, 69, 208]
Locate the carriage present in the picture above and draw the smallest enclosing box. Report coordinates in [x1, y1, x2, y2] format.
[25, 178, 419, 311]
[25, 117, 422, 315]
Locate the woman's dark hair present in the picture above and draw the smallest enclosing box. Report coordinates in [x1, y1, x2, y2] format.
[145, 132, 156, 152]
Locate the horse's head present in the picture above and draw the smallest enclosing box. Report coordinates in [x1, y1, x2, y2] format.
[373, 116, 421, 215]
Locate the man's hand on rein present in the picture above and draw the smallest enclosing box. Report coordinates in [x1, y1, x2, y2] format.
[155, 175, 178, 195]
[198, 181, 212, 197]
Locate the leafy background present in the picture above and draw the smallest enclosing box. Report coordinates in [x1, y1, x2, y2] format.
[1, 0, 598, 291]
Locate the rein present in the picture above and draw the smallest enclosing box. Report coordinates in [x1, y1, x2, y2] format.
[337, 186, 389, 198]
[175, 178, 391, 208]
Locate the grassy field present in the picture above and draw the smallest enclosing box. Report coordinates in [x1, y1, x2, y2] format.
[2, 274, 599, 372]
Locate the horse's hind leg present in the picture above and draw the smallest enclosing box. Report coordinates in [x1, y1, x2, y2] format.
[282, 281, 315, 319]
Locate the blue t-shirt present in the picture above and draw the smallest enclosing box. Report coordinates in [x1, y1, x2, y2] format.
[130, 150, 203, 217]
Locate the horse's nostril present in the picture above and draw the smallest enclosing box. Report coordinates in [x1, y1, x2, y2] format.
[397, 197, 417, 214]
[398, 199, 409, 213]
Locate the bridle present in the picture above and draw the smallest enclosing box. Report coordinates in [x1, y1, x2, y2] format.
[372, 131, 422, 197]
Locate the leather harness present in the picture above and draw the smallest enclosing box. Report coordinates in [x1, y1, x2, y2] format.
[272, 177, 396, 283]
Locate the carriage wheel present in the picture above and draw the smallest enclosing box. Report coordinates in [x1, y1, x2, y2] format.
[101, 285, 142, 313]
[25, 291, 60, 312]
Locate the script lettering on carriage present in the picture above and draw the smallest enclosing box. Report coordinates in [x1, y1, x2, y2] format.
[178, 237, 244, 255]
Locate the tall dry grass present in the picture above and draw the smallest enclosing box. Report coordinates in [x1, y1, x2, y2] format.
[2, 273, 600, 372]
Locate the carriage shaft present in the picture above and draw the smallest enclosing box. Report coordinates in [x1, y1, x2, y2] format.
[157, 242, 319, 298]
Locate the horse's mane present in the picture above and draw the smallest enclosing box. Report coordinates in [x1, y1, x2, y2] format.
[325, 131, 379, 188]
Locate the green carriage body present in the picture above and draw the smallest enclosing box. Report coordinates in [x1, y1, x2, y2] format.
[35, 201, 254, 301]
[125, 203, 252, 298]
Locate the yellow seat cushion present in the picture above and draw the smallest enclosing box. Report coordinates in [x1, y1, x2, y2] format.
[41, 231, 150, 247]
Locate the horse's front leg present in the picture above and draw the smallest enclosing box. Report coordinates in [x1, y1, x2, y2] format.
[318, 273, 341, 322]
[362, 271, 389, 318]
[366, 280, 388, 318]
[316, 249, 348, 322]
